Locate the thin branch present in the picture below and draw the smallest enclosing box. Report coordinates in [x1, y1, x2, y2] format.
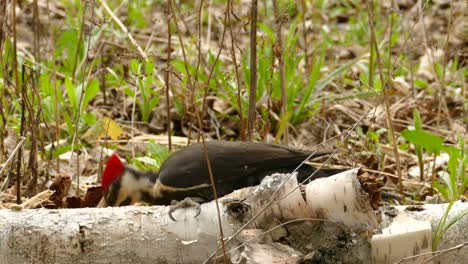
[98, 0, 148, 60]
[165, 0, 172, 151]
[204, 110, 371, 263]
[195, 0, 204, 81]
[300, 0, 309, 72]
[71, 1, 86, 82]
[225, 218, 344, 256]
[247, 0, 258, 141]
[169, 1, 228, 262]
[367, 0, 404, 194]
[421, 0, 453, 131]
[272, 0, 288, 144]
[394, 241, 468, 264]
[11, 0, 22, 204]
[200, 0, 230, 126]
[16, 67, 26, 204]
[227, 0, 245, 140]
[0, 137, 26, 191]
[69, 0, 96, 196]
[188, 0, 205, 143]
[12, 0, 19, 96]
[368, 1, 375, 91]
[169, 0, 197, 143]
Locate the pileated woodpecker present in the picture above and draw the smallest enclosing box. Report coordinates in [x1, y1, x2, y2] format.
[101, 141, 341, 213]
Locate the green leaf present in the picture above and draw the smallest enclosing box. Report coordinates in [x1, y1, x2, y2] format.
[438, 170, 454, 199]
[413, 109, 422, 130]
[292, 48, 324, 123]
[82, 79, 99, 110]
[148, 140, 170, 161]
[135, 156, 160, 167]
[258, 23, 276, 41]
[65, 79, 78, 112]
[442, 208, 468, 234]
[401, 129, 444, 155]
[53, 143, 72, 158]
[433, 181, 449, 201]
[123, 87, 135, 98]
[315, 57, 359, 92]
[130, 59, 140, 74]
[144, 59, 154, 75]
[82, 112, 97, 126]
[274, 111, 291, 143]
[413, 109, 424, 180]
[149, 97, 159, 109]
[63, 111, 74, 136]
[40, 74, 52, 96]
[414, 79, 428, 89]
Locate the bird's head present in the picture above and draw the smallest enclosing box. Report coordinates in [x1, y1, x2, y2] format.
[102, 153, 125, 194]
[100, 153, 155, 207]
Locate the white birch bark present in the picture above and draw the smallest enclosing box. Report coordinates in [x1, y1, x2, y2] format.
[0, 169, 378, 263]
[372, 201, 468, 264]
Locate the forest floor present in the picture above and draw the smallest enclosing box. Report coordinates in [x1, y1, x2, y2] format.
[0, 1, 466, 210]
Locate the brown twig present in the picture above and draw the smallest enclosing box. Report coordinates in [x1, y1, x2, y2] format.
[16, 69, 26, 204]
[367, 0, 404, 194]
[11, 0, 23, 203]
[23, 66, 41, 196]
[436, 3, 453, 132]
[187, 0, 204, 143]
[204, 110, 371, 263]
[394, 241, 468, 264]
[170, 1, 228, 261]
[69, 0, 97, 196]
[200, 0, 230, 125]
[12, 0, 19, 96]
[98, 0, 148, 61]
[71, 1, 86, 82]
[195, 0, 204, 83]
[0, 137, 25, 191]
[300, 0, 309, 72]
[227, 0, 245, 140]
[32, 0, 40, 63]
[0, 2, 7, 153]
[169, 1, 197, 143]
[224, 218, 344, 257]
[68, 2, 88, 197]
[418, 0, 452, 130]
[272, 0, 288, 144]
[247, 0, 258, 141]
[165, 0, 172, 151]
[368, 1, 375, 91]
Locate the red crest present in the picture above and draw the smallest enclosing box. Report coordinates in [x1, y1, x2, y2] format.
[102, 153, 125, 193]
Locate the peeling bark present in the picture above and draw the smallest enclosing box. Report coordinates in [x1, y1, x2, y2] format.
[0, 169, 379, 263]
[373, 201, 468, 263]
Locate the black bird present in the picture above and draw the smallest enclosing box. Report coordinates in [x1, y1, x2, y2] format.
[101, 141, 341, 218]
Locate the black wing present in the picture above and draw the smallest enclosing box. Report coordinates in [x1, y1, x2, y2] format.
[158, 140, 332, 191]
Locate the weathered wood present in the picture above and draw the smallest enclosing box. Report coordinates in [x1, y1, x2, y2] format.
[0, 170, 379, 263]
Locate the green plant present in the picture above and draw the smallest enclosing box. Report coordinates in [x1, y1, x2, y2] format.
[124, 58, 160, 122]
[402, 129, 468, 250]
[412, 109, 424, 181]
[132, 140, 171, 171]
[242, 20, 358, 126]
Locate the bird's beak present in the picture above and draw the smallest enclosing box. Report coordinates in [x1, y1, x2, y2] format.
[97, 197, 108, 208]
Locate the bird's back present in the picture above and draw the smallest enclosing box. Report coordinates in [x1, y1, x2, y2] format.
[158, 141, 332, 189]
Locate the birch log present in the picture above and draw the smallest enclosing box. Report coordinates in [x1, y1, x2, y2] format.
[372, 201, 468, 264]
[0, 169, 378, 263]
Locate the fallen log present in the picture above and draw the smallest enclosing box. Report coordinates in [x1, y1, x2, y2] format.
[372, 200, 468, 264]
[0, 169, 379, 263]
